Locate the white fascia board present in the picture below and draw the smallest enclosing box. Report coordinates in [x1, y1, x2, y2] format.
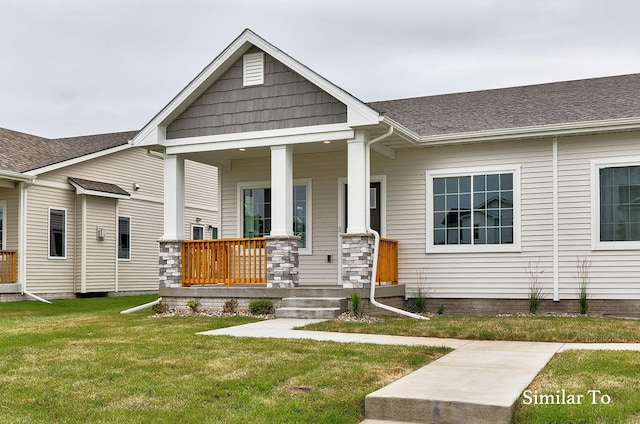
[29, 144, 132, 176]
[0, 170, 35, 183]
[70, 187, 130, 200]
[165, 124, 354, 155]
[417, 117, 640, 146]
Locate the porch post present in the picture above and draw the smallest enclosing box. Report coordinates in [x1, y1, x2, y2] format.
[266, 145, 299, 288]
[342, 130, 375, 288]
[159, 154, 185, 289]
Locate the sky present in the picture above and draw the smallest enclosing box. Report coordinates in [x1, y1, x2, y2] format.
[1, 0, 640, 138]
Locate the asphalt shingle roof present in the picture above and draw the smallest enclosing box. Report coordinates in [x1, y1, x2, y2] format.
[0, 128, 138, 173]
[368, 73, 640, 137]
[67, 177, 130, 197]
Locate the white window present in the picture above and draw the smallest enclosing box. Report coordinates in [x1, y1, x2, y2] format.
[48, 207, 66, 259]
[118, 216, 131, 260]
[243, 52, 264, 86]
[238, 179, 312, 254]
[191, 224, 205, 240]
[591, 157, 640, 250]
[0, 200, 5, 250]
[426, 165, 521, 253]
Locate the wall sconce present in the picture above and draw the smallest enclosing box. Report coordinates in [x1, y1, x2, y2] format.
[96, 227, 106, 241]
[195, 217, 202, 223]
[133, 183, 140, 191]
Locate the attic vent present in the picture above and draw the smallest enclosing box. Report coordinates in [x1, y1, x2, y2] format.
[243, 52, 264, 86]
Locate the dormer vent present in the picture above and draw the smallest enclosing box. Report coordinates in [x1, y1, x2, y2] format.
[243, 52, 264, 86]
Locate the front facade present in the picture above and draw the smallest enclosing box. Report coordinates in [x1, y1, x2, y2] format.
[0, 129, 217, 301]
[133, 30, 640, 314]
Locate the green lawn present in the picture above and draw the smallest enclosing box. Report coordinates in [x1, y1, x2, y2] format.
[0, 296, 448, 424]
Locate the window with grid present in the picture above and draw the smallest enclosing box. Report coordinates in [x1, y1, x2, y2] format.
[599, 165, 640, 242]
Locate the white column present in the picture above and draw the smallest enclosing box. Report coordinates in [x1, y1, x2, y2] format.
[270, 145, 293, 236]
[17, 182, 27, 290]
[347, 130, 368, 233]
[162, 154, 185, 240]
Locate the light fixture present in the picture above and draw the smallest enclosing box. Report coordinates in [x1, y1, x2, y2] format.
[133, 183, 140, 190]
[323, 141, 331, 144]
[195, 217, 202, 223]
[239, 148, 246, 152]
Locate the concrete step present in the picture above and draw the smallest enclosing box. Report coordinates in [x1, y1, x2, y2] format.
[275, 307, 343, 319]
[364, 341, 561, 424]
[281, 297, 347, 309]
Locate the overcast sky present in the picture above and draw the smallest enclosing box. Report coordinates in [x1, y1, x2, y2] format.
[1, 0, 639, 138]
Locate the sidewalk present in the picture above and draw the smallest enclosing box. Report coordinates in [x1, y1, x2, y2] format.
[198, 319, 640, 424]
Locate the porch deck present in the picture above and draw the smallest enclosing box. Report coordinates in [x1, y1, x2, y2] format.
[0, 251, 17, 283]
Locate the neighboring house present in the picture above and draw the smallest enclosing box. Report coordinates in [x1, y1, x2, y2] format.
[0, 128, 217, 301]
[130, 29, 640, 314]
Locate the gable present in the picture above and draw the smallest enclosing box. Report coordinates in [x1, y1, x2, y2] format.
[166, 47, 347, 139]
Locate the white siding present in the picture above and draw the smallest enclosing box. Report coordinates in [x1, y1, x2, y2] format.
[557, 132, 640, 300]
[84, 196, 117, 292]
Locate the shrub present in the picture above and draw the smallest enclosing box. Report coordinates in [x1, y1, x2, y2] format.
[350, 290, 364, 318]
[151, 301, 169, 314]
[576, 257, 590, 315]
[223, 299, 238, 314]
[526, 259, 545, 314]
[437, 304, 445, 315]
[249, 299, 274, 315]
[186, 299, 200, 313]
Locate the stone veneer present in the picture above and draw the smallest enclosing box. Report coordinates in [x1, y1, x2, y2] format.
[266, 236, 300, 288]
[159, 240, 182, 289]
[341, 233, 375, 288]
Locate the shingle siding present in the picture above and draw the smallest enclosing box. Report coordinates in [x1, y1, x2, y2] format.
[166, 49, 347, 139]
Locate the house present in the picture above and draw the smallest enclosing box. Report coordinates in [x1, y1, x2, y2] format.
[0, 127, 217, 301]
[131, 29, 640, 315]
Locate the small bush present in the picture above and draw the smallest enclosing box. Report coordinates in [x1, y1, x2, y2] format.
[437, 304, 445, 315]
[576, 257, 590, 315]
[186, 299, 200, 313]
[223, 299, 238, 314]
[526, 259, 545, 314]
[350, 290, 364, 318]
[151, 301, 169, 314]
[249, 299, 274, 315]
[413, 285, 433, 313]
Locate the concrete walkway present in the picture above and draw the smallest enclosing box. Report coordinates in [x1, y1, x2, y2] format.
[198, 319, 640, 424]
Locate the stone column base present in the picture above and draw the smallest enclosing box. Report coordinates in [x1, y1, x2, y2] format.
[341, 233, 375, 288]
[159, 240, 183, 289]
[266, 236, 300, 288]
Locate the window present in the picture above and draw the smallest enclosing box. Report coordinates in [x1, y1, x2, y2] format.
[0, 201, 5, 250]
[118, 216, 130, 260]
[191, 224, 205, 240]
[49, 208, 66, 258]
[592, 158, 640, 249]
[240, 180, 312, 254]
[427, 166, 520, 252]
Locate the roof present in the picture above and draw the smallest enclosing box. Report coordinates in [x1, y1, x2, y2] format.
[369, 74, 640, 137]
[0, 128, 138, 173]
[68, 177, 130, 198]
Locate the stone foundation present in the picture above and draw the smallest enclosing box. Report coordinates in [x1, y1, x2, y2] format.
[159, 240, 182, 289]
[266, 236, 300, 288]
[341, 233, 375, 288]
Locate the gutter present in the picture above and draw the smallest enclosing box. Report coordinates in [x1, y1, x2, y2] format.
[365, 127, 429, 320]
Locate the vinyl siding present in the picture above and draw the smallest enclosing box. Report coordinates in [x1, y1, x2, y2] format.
[557, 131, 640, 299]
[166, 47, 347, 139]
[221, 149, 348, 285]
[24, 147, 217, 294]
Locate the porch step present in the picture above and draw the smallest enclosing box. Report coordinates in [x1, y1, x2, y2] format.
[275, 297, 347, 319]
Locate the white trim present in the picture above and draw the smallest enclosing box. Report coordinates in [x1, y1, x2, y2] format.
[29, 144, 132, 176]
[0, 200, 6, 250]
[17, 182, 27, 290]
[115, 201, 119, 292]
[48, 207, 67, 260]
[425, 164, 522, 253]
[0, 169, 36, 183]
[237, 179, 313, 255]
[552, 138, 560, 301]
[337, 175, 387, 237]
[165, 124, 354, 155]
[590, 155, 640, 250]
[80, 197, 87, 292]
[118, 215, 132, 261]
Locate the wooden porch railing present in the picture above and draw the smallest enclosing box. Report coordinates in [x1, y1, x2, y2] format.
[0, 250, 17, 283]
[182, 238, 266, 286]
[376, 238, 398, 285]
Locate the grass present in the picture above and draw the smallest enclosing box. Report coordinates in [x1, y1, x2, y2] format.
[0, 296, 448, 424]
[301, 315, 640, 343]
[514, 350, 640, 423]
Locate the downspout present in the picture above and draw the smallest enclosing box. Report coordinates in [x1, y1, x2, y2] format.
[120, 297, 162, 314]
[366, 127, 429, 320]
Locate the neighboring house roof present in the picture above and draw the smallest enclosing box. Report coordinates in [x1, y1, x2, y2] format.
[0, 128, 138, 173]
[369, 73, 640, 137]
[68, 177, 130, 199]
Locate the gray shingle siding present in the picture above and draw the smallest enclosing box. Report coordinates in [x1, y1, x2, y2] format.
[166, 49, 347, 139]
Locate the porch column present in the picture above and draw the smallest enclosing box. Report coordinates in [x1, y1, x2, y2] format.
[266, 145, 299, 288]
[159, 154, 185, 289]
[343, 130, 374, 288]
